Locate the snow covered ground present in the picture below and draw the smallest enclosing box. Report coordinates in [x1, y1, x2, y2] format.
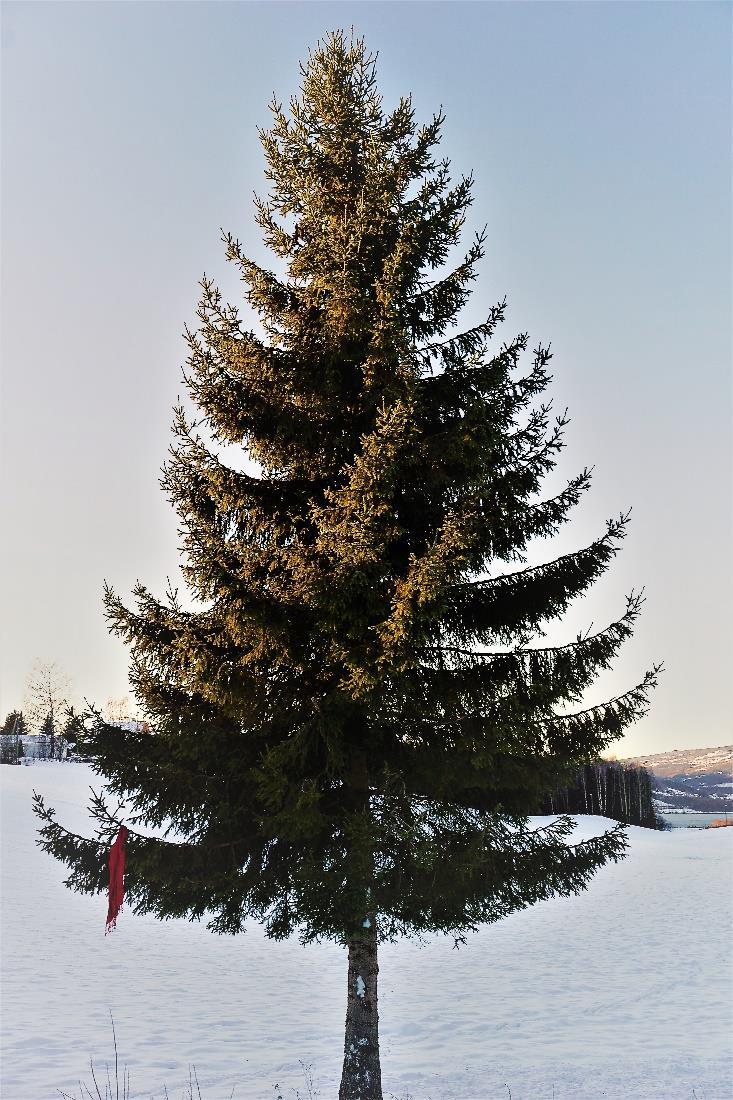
[2, 764, 731, 1100]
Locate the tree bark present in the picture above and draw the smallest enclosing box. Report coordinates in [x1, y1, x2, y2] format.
[339, 913, 382, 1100]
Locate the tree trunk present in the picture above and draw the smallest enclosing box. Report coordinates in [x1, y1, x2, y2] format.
[339, 913, 382, 1100]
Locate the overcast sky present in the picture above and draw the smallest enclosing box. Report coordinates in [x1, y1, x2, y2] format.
[1, 2, 730, 754]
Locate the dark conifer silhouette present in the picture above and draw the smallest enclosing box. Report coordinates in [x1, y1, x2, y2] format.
[0, 710, 26, 764]
[34, 33, 658, 1099]
[541, 762, 663, 829]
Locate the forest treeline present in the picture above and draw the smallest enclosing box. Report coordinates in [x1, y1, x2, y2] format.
[540, 761, 664, 829]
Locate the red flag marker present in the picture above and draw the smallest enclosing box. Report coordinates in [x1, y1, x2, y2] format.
[105, 825, 128, 934]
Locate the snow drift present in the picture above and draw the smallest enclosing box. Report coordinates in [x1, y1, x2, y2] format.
[1, 763, 730, 1100]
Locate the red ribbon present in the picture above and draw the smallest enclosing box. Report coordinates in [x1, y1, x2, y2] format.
[105, 825, 128, 934]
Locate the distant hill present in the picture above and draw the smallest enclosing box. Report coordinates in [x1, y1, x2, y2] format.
[617, 745, 732, 813]
[618, 745, 733, 777]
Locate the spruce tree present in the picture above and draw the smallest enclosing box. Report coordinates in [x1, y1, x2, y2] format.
[38, 711, 54, 761]
[34, 33, 659, 1099]
[1, 710, 25, 764]
[2, 710, 24, 736]
[62, 708, 85, 748]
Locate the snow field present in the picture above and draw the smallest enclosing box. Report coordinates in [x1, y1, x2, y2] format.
[1, 764, 731, 1100]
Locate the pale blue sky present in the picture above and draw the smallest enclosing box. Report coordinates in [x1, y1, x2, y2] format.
[1, 2, 730, 752]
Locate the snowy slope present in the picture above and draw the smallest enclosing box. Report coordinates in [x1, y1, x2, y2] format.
[619, 744, 733, 778]
[1, 764, 731, 1100]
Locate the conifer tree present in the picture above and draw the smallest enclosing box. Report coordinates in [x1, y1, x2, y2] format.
[2, 710, 23, 736]
[1, 710, 26, 764]
[38, 711, 54, 761]
[62, 708, 85, 753]
[34, 33, 659, 1099]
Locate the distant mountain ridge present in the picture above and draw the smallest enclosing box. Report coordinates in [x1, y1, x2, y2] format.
[616, 745, 732, 813]
[618, 744, 732, 778]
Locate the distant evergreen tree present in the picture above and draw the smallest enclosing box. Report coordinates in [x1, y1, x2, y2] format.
[34, 33, 659, 1099]
[0, 710, 25, 764]
[2, 710, 24, 736]
[38, 712, 54, 761]
[61, 708, 85, 753]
